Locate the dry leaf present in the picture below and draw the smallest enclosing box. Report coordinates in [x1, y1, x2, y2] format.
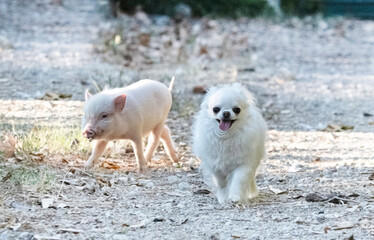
[269, 185, 287, 195]
[324, 227, 331, 233]
[369, 172, 374, 181]
[194, 189, 211, 195]
[333, 221, 354, 230]
[0, 132, 16, 158]
[57, 228, 83, 234]
[322, 124, 354, 132]
[101, 161, 121, 170]
[193, 85, 207, 94]
[40, 92, 72, 100]
[130, 219, 150, 228]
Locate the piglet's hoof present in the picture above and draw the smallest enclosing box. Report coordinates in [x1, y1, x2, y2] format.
[137, 164, 148, 173]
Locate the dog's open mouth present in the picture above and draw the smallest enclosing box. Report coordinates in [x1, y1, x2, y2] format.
[216, 119, 236, 131]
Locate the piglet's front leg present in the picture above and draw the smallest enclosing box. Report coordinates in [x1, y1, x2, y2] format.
[131, 138, 147, 172]
[85, 140, 108, 168]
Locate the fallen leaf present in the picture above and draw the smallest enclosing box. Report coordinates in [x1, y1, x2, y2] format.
[57, 228, 83, 234]
[344, 235, 354, 240]
[322, 124, 354, 132]
[2, 172, 12, 181]
[193, 85, 207, 94]
[313, 157, 321, 162]
[153, 218, 165, 222]
[31, 152, 45, 162]
[333, 221, 354, 230]
[290, 195, 303, 199]
[238, 67, 255, 72]
[130, 219, 150, 228]
[0, 132, 16, 158]
[40, 92, 72, 100]
[369, 172, 374, 181]
[269, 185, 287, 195]
[9, 223, 22, 231]
[101, 161, 121, 170]
[324, 227, 331, 233]
[194, 189, 211, 195]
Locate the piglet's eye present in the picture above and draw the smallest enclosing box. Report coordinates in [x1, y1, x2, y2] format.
[233, 107, 241, 114]
[213, 107, 220, 114]
[102, 114, 108, 119]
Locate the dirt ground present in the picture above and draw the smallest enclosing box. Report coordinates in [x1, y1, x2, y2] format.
[1, 0, 374, 239]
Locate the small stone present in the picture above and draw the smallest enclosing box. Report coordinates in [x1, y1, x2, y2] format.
[145, 182, 155, 189]
[41, 198, 54, 209]
[305, 193, 325, 202]
[117, 176, 129, 184]
[179, 142, 187, 147]
[178, 182, 190, 191]
[294, 217, 306, 224]
[19, 232, 33, 239]
[138, 179, 150, 186]
[167, 176, 179, 184]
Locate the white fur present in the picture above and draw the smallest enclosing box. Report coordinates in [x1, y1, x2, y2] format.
[82, 79, 179, 171]
[192, 83, 267, 203]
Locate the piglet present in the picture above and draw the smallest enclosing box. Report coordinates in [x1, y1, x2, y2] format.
[82, 78, 179, 171]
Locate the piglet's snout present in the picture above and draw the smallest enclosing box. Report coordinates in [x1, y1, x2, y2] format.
[82, 128, 95, 139]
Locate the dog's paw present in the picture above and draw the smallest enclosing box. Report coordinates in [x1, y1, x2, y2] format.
[228, 194, 241, 203]
[216, 189, 227, 204]
[248, 190, 259, 199]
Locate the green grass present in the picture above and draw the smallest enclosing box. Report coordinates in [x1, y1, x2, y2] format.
[16, 126, 90, 157]
[0, 165, 57, 193]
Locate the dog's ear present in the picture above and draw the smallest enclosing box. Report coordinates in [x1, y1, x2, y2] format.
[232, 83, 256, 106]
[201, 86, 219, 109]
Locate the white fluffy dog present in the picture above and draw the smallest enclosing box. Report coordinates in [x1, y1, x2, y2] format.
[192, 83, 267, 203]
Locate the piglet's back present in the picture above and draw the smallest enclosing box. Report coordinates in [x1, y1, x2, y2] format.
[124, 79, 172, 110]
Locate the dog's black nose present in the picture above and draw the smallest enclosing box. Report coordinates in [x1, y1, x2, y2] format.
[223, 111, 230, 118]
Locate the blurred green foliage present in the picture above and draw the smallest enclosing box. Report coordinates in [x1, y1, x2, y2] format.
[280, 0, 322, 16]
[116, 0, 273, 18]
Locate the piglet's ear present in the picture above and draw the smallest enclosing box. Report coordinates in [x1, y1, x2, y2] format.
[114, 94, 127, 112]
[85, 89, 92, 101]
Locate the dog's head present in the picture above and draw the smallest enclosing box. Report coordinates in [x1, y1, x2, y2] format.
[201, 83, 255, 132]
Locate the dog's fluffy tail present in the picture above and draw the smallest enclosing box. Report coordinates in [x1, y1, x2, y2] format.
[169, 76, 175, 92]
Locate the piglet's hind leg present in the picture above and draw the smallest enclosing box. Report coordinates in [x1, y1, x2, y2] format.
[160, 126, 179, 163]
[144, 124, 164, 163]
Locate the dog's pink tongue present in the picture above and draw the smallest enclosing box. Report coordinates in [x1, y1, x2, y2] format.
[219, 120, 231, 131]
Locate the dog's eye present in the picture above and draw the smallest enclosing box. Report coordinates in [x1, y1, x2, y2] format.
[213, 107, 221, 114]
[233, 107, 241, 114]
